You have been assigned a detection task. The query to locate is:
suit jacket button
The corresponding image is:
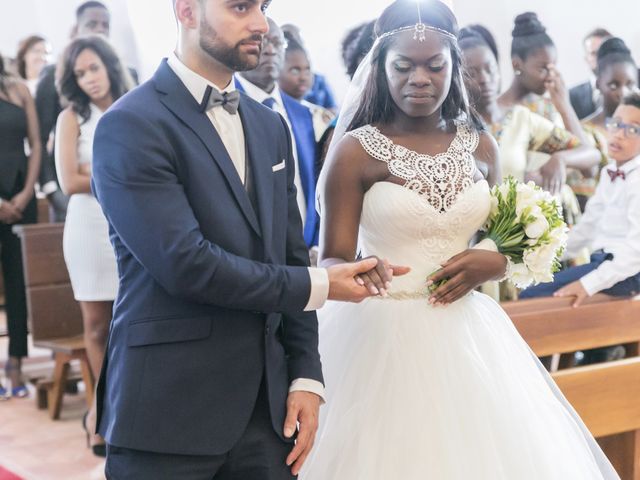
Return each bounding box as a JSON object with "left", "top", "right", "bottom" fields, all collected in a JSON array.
[{"left": 265, "top": 326, "right": 270, "bottom": 335}]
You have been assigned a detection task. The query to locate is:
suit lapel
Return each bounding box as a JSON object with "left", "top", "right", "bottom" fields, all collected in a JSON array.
[
  {"left": 239, "top": 99, "right": 273, "bottom": 254},
  {"left": 154, "top": 62, "right": 261, "bottom": 238}
]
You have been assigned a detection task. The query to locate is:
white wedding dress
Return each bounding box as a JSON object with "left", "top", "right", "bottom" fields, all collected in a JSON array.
[{"left": 301, "top": 123, "right": 619, "bottom": 479}]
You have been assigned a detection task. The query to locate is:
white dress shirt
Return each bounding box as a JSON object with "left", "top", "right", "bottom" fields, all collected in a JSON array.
[
  {"left": 167, "top": 54, "right": 327, "bottom": 400},
  {"left": 235, "top": 75, "right": 307, "bottom": 224},
  {"left": 566, "top": 154, "right": 640, "bottom": 296}
]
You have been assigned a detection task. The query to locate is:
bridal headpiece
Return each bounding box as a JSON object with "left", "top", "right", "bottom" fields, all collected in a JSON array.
[{"left": 376, "top": 1, "right": 458, "bottom": 43}]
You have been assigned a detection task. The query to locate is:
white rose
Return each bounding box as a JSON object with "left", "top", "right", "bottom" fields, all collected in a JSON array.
[
  {"left": 509, "top": 262, "right": 535, "bottom": 288},
  {"left": 523, "top": 244, "right": 557, "bottom": 280},
  {"left": 524, "top": 215, "right": 549, "bottom": 239},
  {"left": 548, "top": 226, "right": 568, "bottom": 250},
  {"left": 533, "top": 269, "right": 554, "bottom": 284}
]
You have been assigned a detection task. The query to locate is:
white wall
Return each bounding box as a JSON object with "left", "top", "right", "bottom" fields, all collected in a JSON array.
[
  {"left": 0, "top": 0, "right": 139, "bottom": 73},
  {"left": 2, "top": 0, "right": 639, "bottom": 104}
]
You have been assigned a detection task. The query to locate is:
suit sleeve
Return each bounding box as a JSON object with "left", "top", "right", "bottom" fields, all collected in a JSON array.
[
  {"left": 35, "top": 66, "right": 61, "bottom": 187},
  {"left": 276, "top": 114, "right": 324, "bottom": 385},
  {"left": 91, "top": 107, "right": 313, "bottom": 314}
]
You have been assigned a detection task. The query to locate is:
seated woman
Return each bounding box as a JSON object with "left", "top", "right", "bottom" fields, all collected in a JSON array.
[
  {"left": 521, "top": 93, "right": 640, "bottom": 364},
  {"left": 498, "top": 12, "right": 601, "bottom": 226},
  {"left": 577, "top": 37, "right": 638, "bottom": 208}
]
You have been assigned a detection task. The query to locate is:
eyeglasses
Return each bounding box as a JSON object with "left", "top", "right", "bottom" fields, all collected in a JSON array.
[{"left": 605, "top": 118, "right": 640, "bottom": 138}]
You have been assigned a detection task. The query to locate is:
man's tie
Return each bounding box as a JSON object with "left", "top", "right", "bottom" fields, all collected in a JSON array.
[
  {"left": 200, "top": 85, "right": 240, "bottom": 115},
  {"left": 607, "top": 168, "right": 626, "bottom": 182},
  {"left": 262, "top": 97, "right": 277, "bottom": 109}
]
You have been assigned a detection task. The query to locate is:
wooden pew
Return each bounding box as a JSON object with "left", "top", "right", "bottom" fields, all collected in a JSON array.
[
  {"left": 503, "top": 296, "right": 640, "bottom": 480},
  {"left": 13, "top": 223, "right": 93, "bottom": 419}
]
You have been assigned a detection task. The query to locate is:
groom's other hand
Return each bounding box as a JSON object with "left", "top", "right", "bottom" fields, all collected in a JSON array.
[{"left": 284, "top": 391, "right": 321, "bottom": 475}]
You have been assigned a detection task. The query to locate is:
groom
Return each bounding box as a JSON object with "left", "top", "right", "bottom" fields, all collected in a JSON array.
[{"left": 91, "top": 0, "right": 390, "bottom": 478}]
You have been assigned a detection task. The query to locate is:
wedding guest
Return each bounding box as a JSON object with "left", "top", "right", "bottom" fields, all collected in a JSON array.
[
  {"left": 279, "top": 31, "right": 335, "bottom": 142},
  {"left": 461, "top": 25, "right": 593, "bottom": 194},
  {"left": 237, "top": 18, "right": 320, "bottom": 252},
  {"left": 570, "top": 28, "right": 612, "bottom": 120},
  {"left": 582, "top": 38, "right": 638, "bottom": 135},
  {"left": 499, "top": 12, "right": 600, "bottom": 226},
  {"left": 0, "top": 53, "right": 41, "bottom": 400},
  {"left": 521, "top": 92, "right": 640, "bottom": 364},
  {"left": 281, "top": 23, "right": 337, "bottom": 114},
  {"left": 36, "top": 0, "right": 138, "bottom": 222},
  {"left": 55, "top": 35, "right": 132, "bottom": 454},
  {"left": 578, "top": 37, "right": 638, "bottom": 207},
  {"left": 16, "top": 35, "right": 51, "bottom": 96}
]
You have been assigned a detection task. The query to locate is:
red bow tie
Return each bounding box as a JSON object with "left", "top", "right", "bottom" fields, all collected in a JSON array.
[{"left": 607, "top": 168, "right": 626, "bottom": 182}]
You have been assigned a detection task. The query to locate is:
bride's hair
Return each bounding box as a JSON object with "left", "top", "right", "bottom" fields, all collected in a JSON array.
[{"left": 347, "top": 0, "right": 482, "bottom": 132}]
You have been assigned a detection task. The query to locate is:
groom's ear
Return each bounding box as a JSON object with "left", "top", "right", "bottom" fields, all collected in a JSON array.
[{"left": 174, "top": 0, "right": 199, "bottom": 30}]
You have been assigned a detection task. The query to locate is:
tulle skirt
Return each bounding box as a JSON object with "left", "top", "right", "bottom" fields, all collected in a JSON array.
[{"left": 301, "top": 292, "right": 619, "bottom": 479}]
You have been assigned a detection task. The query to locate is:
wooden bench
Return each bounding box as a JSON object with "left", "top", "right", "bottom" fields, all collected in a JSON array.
[
  {"left": 13, "top": 223, "right": 93, "bottom": 419},
  {"left": 503, "top": 295, "right": 640, "bottom": 480}
]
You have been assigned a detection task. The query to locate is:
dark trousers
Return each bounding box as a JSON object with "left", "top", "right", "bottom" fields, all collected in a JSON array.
[
  {"left": 519, "top": 251, "right": 640, "bottom": 299},
  {"left": 520, "top": 251, "right": 639, "bottom": 365},
  {"left": 105, "top": 378, "right": 296, "bottom": 480},
  {"left": 0, "top": 194, "right": 36, "bottom": 358}
]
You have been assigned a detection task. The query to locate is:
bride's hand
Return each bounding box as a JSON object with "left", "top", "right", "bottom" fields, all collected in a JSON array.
[
  {"left": 427, "top": 250, "right": 507, "bottom": 305},
  {"left": 355, "top": 256, "right": 411, "bottom": 296}
]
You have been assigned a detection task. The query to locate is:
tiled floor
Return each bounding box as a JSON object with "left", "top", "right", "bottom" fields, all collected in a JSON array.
[{"left": 0, "top": 310, "right": 105, "bottom": 480}]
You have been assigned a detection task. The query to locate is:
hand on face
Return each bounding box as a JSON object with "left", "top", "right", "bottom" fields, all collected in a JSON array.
[{"left": 544, "top": 64, "right": 570, "bottom": 109}]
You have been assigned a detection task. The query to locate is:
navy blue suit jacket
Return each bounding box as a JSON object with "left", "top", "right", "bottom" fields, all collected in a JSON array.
[
  {"left": 569, "top": 81, "right": 597, "bottom": 120},
  {"left": 91, "top": 59, "right": 323, "bottom": 456},
  {"left": 235, "top": 80, "right": 320, "bottom": 247}
]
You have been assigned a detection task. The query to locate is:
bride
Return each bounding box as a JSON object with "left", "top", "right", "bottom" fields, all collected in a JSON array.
[{"left": 300, "top": 1, "right": 619, "bottom": 478}]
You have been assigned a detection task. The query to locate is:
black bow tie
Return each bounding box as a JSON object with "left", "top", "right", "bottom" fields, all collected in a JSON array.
[
  {"left": 200, "top": 85, "right": 240, "bottom": 115},
  {"left": 607, "top": 168, "right": 626, "bottom": 182}
]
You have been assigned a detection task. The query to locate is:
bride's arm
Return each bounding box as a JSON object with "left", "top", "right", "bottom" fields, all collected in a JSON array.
[{"left": 318, "top": 137, "right": 408, "bottom": 296}]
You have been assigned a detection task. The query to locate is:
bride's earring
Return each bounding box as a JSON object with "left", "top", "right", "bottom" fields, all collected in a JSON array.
[{"left": 514, "top": 69, "right": 522, "bottom": 76}]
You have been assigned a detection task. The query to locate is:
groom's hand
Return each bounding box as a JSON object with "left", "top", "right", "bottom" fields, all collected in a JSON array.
[
  {"left": 326, "top": 258, "right": 410, "bottom": 302},
  {"left": 284, "top": 391, "right": 321, "bottom": 475}
]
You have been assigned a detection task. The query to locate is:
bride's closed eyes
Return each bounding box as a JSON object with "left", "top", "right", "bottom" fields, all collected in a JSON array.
[{"left": 392, "top": 56, "right": 448, "bottom": 74}]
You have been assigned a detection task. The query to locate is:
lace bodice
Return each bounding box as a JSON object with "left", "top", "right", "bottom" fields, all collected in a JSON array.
[
  {"left": 349, "top": 123, "right": 491, "bottom": 294},
  {"left": 349, "top": 122, "right": 479, "bottom": 213}
]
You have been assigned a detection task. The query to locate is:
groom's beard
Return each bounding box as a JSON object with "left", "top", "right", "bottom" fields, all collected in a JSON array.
[{"left": 199, "top": 18, "right": 262, "bottom": 72}]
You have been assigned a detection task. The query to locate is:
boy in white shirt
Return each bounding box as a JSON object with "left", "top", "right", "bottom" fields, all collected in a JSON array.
[
  {"left": 521, "top": 92, "right": 640, "bottom": 306},
  {"left": 520, "top": 92, "right": 640, "bottom": 365}
]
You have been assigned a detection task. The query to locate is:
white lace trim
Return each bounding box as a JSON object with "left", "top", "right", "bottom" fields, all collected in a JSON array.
[{"left": 349, "top": 123, "right": 479, "bottom": 213}]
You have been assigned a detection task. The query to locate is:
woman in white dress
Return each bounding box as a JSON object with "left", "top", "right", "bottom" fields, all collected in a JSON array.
[
  {"left": 301, "top": 1, "right": 619, "bottom": 478},
  {"left": 55, "top": 35, "right": 132, "bottom": 455}
]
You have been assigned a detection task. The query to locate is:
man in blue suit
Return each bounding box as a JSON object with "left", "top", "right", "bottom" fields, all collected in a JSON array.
[
  {"left": 236, "top": 18, "right": 320, "bottom": 253},
  {"left": 91, "top": 1, "right": 396, "bottom": 478}
]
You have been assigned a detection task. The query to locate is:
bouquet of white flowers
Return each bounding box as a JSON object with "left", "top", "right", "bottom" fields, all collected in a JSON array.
[{"left": 481, "top": 176, "right": 568, "bottom": 288}]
